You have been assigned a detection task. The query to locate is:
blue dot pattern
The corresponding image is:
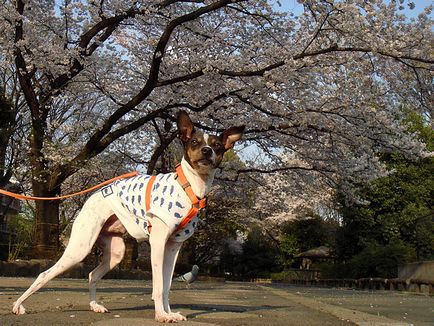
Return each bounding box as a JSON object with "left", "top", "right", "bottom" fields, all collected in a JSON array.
[{"left": 106, "top": 173, "right": 199, "bottom": 242}]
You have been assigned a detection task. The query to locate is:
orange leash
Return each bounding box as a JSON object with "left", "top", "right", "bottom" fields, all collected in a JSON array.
[{"left": 0, "top": 171, "right": 139, "bottom": 201}]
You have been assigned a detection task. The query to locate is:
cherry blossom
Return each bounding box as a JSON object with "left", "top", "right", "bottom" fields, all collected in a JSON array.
[{"left": 0, "top": 0, "right": 432, "bottom": 254}]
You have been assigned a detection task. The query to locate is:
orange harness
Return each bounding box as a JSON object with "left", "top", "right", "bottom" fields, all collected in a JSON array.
[{"left": 145, "top": 164, "right": 207, "bottom": 234}]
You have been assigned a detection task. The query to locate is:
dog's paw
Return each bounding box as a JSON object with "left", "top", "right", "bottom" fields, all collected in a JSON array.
[
  {"left": 12, "top": 302, "right": 26, "bottom": 315},
  {"left": 90, "top": 301, "right": 108, "bottom": 313},
  {"left": 170, "top": 312, "right": 187, "bottom": 322},
  {"left": 155, "top": 311, "right": 186, "bottom": 323}
]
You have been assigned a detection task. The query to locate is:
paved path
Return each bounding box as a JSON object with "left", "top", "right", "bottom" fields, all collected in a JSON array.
[
  {"left": 0, "top": 277, "right": 432, "bottom": 325},
  {"left": 272, "top": 285, "right": 433, "bottom": 326}
]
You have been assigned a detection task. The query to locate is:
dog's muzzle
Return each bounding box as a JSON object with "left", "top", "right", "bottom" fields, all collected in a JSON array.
[{"left": 198, "top": 147, "right": 215, "bottom": 165}]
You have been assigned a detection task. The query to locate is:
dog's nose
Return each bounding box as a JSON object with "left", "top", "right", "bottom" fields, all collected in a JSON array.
[{"left": 201, "top": 147, "right": 213, "bottom": 157}]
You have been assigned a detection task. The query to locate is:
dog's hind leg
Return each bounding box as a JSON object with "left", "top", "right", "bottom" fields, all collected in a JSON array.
[
  {"left": 12, "top": 192, "right": 113, "bottom": 315},
  {"left": 89, "top": 235, "right": 125, "bottom": 313}
]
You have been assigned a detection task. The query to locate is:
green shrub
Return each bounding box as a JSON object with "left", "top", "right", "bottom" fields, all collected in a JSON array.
[
  {"left": 348, "top": 240, "right": 416, "bottom": 278},
  {"left": 6, "top": 210, "right": 34, "bottom": 261}
]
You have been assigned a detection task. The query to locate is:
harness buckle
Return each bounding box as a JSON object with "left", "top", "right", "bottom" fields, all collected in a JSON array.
[{"left": 180, "top": 181, "right": 191, "bottom": 190}]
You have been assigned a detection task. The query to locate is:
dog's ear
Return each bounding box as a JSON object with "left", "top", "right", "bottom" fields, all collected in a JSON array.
[
  {"left": 177, "top": 111, "right": 195, "bottom": 142},
  {"left": 221, "top": 125, "right": 245, "bottom": 150}
]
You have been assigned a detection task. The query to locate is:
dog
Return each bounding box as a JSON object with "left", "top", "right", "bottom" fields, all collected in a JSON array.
[{"left": 12, "top": 111, "right": 245, "bottom": 323}]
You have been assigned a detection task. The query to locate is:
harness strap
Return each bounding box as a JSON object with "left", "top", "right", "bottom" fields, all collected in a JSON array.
[
  {"left": 145, "top": 175, "right": 157, "bottom": 211},
  {"left": 145, "top": 175, "right": 156, "bottom": 234},
  {"left": 175, "top": 206, "right": 199, "bottom": 233},
  {"left": 0, "top": 171, "right": 139, "bottom": 201},
  {"left": 175, "top": 165, "right": 199, "bottom": 206},
  {"left": 144, "top": 165, "right": 207, "bottom": 235},
  {"left": 174, "top": 164, "right": 207, "bottom": 233}
]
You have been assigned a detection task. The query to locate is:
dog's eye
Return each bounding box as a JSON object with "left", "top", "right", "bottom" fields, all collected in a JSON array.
[
  {"left": 191, "top": 139, "right": 199, "bottom": 145},
  {"left": 214, "top": 142, "right": 222, "bottom": 149}
]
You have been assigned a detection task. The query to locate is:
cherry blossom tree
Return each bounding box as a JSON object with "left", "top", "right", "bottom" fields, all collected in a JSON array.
[{"left": 0, "top": 0, "right": 432, "bottom": 257}]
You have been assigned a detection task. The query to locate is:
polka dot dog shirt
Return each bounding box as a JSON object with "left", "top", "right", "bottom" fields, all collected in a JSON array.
[{"left": 101, "top": 172, "right": 200, "bottom": 242}]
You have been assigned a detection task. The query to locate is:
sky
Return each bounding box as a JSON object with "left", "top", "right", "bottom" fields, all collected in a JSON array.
[{"left": 272, "top": 0, "right": 433, "bottom": 20}]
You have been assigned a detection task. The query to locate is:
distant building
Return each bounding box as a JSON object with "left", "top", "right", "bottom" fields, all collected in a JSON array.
[{"left": 296, "top": 246, "right": 334, "bottom": 270}]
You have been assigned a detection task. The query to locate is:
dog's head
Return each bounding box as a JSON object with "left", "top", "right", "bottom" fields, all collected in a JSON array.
[{"left": 177, "top": 111, "right": 245, "bottom": 174}]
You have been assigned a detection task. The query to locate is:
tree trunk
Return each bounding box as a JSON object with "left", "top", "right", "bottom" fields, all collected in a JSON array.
[
  {"left": 120, "top": 237, "right": 138, "bottom": 270},
  {"left": 0, "top": 93, "right": 15, "bottom": 187},
  {"left": 31, "top": 179, "right": 61, "bottom": 259},
  {"left": 33, "top": 199, "right": 60, "bottom": 259}
]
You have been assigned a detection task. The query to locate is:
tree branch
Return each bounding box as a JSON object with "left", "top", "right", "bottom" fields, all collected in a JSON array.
[
  {"left": 216, "top": 44, "right": 433, "bottom": 78},
  {"left": 47, "top": 10, "right": 136, "bottom": 95},
  {"left": 52, "top": 1, "right": 246, "bottom": 187}
]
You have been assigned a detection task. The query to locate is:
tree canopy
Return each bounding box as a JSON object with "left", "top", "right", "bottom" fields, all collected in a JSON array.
[
  {"left": 337, "top": 109, "right": 433, "bottom": 264},
  {"left": 0, "top": 0, "right": 432, "bottom": 257}
]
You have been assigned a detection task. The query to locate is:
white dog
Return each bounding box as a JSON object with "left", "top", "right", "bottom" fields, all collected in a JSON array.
[{"left": 12, "top": 111, "right": 244, "bottom": 323}]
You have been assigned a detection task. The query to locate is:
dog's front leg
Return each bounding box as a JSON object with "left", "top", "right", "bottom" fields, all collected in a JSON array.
[
  {"left": 162, "top": 240, "right": 185, "bottom": 321},
  {"left": 149, "top": 217, "right": 179, "bottom": 323}
]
